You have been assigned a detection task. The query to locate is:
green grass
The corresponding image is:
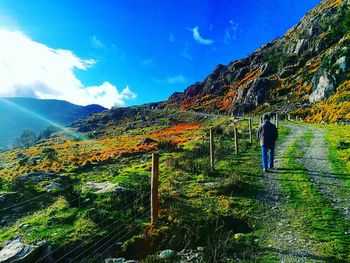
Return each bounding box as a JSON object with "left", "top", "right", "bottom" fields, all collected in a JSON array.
[
  {"left": 324, "top": 124, "right": 350, "bottom": 186},
  {"left": 2, "top": 117, "right": 348, "bottom": 261}
]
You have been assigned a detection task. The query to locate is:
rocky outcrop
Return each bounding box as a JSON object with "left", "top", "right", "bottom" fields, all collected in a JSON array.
[
  {"left": 0, "top": 239, "right": 43, "bottom": 262},
  {"left": 310, "top": 72, "right": 335, "bottom": 102},
  {"left": 161, "top": 0, "right": 350, "bottom": 117}
]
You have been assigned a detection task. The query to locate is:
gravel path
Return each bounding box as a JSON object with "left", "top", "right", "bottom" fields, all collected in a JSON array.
[
  {"left": 259, "top": 124, "right": 327, "bottom": 262},
  {"left": 299, "top": 128, "right": 350, "bottom": 219}
]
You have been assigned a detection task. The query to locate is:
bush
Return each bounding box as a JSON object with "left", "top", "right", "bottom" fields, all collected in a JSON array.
[
  {"left": 158, "top": 139, "right": 178, "bottom": 151},
  {"left": 42, "top": 147, "right": 58, "bottom": 161}
]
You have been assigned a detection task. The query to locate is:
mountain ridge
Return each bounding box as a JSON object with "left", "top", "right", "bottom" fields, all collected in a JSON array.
[
  {"left": 160, "top": 0, "right": 350, "bottom": 122},
  {"left": 0, "top": 97, "right": 106, "bottom": 147}
]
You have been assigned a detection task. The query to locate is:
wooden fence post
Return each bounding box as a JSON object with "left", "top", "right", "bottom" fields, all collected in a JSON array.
[
  {"left": 151, "top": 153, "right": 159, "bottom": 224},
  {"left": 276, "top": 113, "right": 279, "bottom": 128},
  {"left": 234, "top": 127, "right": 239, "bottom": 155},
  {"left": 249, "top": 118, "right": 253, "bottom": 144},
  {"left": 210, "top": 128, "right": 215, "bottom": 171}
]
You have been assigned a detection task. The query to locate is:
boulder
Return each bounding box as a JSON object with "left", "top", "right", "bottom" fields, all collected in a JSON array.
[
  {"left": 44, "top": 182, "right": 62, "bottom": 191},
  {"left": 159, "top": 249, "right": 177, "bottom": 259},
  {"left": 0, "top": 239, "right": 43, "bottom": 262},
  {"left": 84, "top": 182, "right": 125, "bottom": 194},
  {"left": 105, "top": 258, "right": 126, "bottom": 263}
]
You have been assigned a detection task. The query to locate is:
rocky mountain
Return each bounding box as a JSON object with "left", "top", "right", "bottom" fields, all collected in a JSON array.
[
  {"left": 162, "top": 0, "right": 350, "bottom": 122},
  {"left": 0, "top": 97, "right": 106, "bottom": 147}
]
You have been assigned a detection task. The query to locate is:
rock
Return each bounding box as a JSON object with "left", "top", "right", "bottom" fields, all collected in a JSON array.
[
  {"left": 105, "top": 258, "right": 126, "bottom": 263},
  {"left": 309, "top": 72, "right": 335, "bottom": 102},
  {"left": 203, "top": 182, "right": 219, "bottom": 189},
  {"left": 0, "top": 195, "right": 5, "bottom": 202},
  {"left": 124, "top": 260, "right": 139, "bottom": 263},
  {"left": 84, "top": 182, "right": 125, "bottom": 194},
  {"left": 336, "top": 56, "right": 346, "bottom": 72},
  {"left": 44, "top": 182, "right": 62, "bottom": 191},
  {"left": 260, "top": 62, "right": 273, "bottom": 77},
  {"left": 0, "top": 239, "right": 43, "bottom": 262},
  {"left": 159, "top": 249, "right": 177, "bottom": 259},
  {"left": 21, "top": 172, "right": 59, "bottom": 182},
  {"left": 294, "top": 39, "right": 306, "bottom": 54},
  {"left": 139, "top": 138, "right": 157, "bottom": 144}
]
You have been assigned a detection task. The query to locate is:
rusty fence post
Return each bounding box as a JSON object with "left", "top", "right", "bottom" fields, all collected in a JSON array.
[{"left": 151, "top": 153, "right": 159, "bottom": 224}]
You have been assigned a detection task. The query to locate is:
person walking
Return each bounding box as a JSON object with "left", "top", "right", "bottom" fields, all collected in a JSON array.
[{"left": 257, "top": 114, "right": 278, "bottom": 172}]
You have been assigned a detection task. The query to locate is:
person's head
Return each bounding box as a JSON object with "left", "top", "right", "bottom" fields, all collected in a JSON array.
[{"left": 263, "top": 114, "right": 271, "bottom": 121}]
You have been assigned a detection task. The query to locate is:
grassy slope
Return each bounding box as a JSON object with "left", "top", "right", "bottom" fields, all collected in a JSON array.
[{"left": 0, "top": 115, "right": 349, "bottom": 262}]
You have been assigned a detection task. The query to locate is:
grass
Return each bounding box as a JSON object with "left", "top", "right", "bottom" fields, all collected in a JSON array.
[
  {"left": 1, "top": 115, "right": 349, "bottom": 262},
  {"left": 324, "top": 124, "right": 350, "bottom": 186}
]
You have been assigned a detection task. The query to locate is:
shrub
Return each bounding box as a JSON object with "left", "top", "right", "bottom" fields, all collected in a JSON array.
[{"left": 42, "top": 147, "right": 58, "bottom": 161}]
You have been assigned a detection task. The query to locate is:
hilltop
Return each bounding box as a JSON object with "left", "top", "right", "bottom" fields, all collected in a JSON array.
[{"left": 162, "top": 0, "right": 350, "bottom": 123}]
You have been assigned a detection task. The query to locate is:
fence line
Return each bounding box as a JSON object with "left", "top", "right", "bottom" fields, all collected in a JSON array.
[{"left": 3, "top": 113, "right": 289, "bottom": 262}]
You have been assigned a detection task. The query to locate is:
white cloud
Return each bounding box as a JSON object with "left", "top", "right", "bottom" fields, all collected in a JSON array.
[
  {"left": 154, "top": 75, "right": 187, "bottom": 85},
  {"left": 91, "top": 35, "right": 104, "bottom": 49},
  {"left": 192, "top": 26, "right": 213, "bottom": 45},
  {"left": 223, "top": 20, "right": 241, "bottom": 45},
  {"left": 169, "top": 33, "right": 175, "bottom": 43},
  {"left": 140, "top": 58, "right": 155, "bottom": 67},
  {"left": 0, "top": 29, "right": 137, "bottom": 108}
]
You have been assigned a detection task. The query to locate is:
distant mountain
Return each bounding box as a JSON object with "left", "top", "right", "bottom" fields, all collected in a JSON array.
[
  {"left": 0, "top": 97, "right": 106, "bottom": 147},
  {"left": 162, "top": 0, "right": 350, "bottom": 122}
]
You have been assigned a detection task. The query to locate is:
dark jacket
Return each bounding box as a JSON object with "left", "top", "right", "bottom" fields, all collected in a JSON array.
[{"left": 257, "top": 120, "right": 278, "bottom": 147}]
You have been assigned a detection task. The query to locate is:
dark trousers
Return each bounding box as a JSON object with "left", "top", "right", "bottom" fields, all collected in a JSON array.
[{"left": 261, "top": 145, "right": 275, "bottom": 170}]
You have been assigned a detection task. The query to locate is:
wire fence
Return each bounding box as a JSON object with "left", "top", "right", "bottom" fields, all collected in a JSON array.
[{"left": 0, "top": 115, "right": 282, "bottom": 262}]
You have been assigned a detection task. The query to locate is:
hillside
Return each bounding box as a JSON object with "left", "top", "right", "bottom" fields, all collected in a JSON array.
[
  {"left": 0, "top": 0, "right": 350, "bottom": 262},
  {"left": 162, "top": 0, "right": 350, "bottom": 123},
  {"left": 0, "top": 97, "right": 106, "bottom": 147}
]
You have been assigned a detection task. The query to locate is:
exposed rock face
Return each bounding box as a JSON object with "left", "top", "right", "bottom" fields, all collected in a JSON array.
[
  {"left": 310, "top": 73, "right": 335, "bottom": 102},
  {"left": 161, "top": 0, "right": 350, "bottom": 116},
  {"left": 0, "top": 239, "right": 43, "bottom": 262}
]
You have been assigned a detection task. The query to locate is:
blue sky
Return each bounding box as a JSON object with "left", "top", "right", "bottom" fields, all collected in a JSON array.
[{"left": 0, "top": 0, "right": 320, "bottom": 108}]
